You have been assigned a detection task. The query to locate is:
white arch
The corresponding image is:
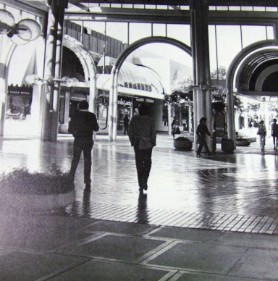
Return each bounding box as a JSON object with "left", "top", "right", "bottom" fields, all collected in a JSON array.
[{"left": 63, "top": 35, "right": 97, "bottom": 112}]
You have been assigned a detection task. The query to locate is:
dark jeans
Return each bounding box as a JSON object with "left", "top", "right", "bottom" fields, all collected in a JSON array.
[
  {"left": 197, "top": 137, "right": 210, "bottom": 155},
  {"left": 69, "top": 137, "right": 93, "bottom": 184},
  {"left": 134, "top": 146, "right": 153, "bottom": 189}
]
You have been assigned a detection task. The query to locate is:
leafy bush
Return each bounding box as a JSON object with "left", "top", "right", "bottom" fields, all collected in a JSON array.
[{"left": 0, "top": 164, "right": 74, "bottom": 195}]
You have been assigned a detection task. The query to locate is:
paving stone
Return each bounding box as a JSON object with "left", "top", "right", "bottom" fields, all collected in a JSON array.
[
  {"left": 149, "top": 227, "right": 222, "bottom": 242},
  {"left": 148, "top": 242, "right": 247, "bottom": 274},
  {"left": 229, "top": 248, "right": 278, "bottom": 279},
  {"left": 86, "top": 220, "right": 157, "bottom": 235},
  {"left": 48, "top": 259, "right": 169, "bottom": 281},
  {"left": 0, "top": 250, "right": 89, "bottom": 281},
  {"left": 216, "top": 231, "right": 278, "bottom": 249},
  {"left": 59, "top": 234, "right": 165, "bottom": 262},
  {"left": 175, "top": 272, "right": 265, "bottom": 281},
  {"left": 0, "top": 215, "right": 97, "bottom": 251}
]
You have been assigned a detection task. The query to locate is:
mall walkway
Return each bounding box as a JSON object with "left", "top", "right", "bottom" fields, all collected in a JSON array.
[{"left": 0, "top": 133, "right": 278, "bottom": 280}]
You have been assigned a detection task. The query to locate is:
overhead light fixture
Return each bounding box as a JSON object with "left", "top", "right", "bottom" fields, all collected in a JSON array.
[{"left": 0, "top": 9, "right": 41, "bottom": 45}]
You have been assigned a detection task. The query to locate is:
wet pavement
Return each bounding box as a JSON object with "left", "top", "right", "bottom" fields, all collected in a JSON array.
[{"left": 0, "top": 133, "right": 278, "bottom": 280}]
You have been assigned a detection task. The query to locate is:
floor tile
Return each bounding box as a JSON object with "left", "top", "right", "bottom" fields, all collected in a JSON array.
[
  {"left": 150, "top": 227, "right": 222, "bottom": 242},
  {"left": 59, "top": 234, "right": 165, "bottom": 262},
  {"left": 216, "top": 231, "right": 278, "bottom": 249},
  {"left": 87, "top": 220, "right": 157, "bottom": 235},
  {"left": 148, "top": 242, "right": 247, "bottom": 274},
  {"left": 175, "top": 272, "right": 264, "bottom": 281},
  {"left": 229, "top": 248, "right": 278, "bottom": 279},
  {"left": 48, "top": 259, "right": 169, "bottom": 281},
  {"left": 0, "top": 251, "right": 89, "bottom": 281}
]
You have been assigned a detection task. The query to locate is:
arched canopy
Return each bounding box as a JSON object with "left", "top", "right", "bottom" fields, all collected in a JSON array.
[
  {"left": 112, "top": 36, "right": 192, "bottom": 73},
  {"left": 227, "top": 40, "right": 278, "bottom": 97}
]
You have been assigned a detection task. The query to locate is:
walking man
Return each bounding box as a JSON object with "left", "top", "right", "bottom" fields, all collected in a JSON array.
[
  {"left": 68, "top": 100, "right": 99, "bottom": 190},
  {"left": 128, "top": 104, "right": 156, "bottom": 193}
]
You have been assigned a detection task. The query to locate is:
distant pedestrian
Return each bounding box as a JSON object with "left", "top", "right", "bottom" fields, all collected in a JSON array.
[
  {"left": 68, "top": 100, "right": 99, "bottom": 190},
  {"left": 271, "top": 118, "right": 278, "bottom": 150},
  {"left": 123, "top": 114, "right": 129, "bottom": 135},
  {"left": 196, "top": 117, "right": 211, "bottom": 157},
  {"left": 257, "top": 120, "right": 267, "bottom": 153},
  {"left": 128, "top": 104, "right": 156, "bottom": 193}
]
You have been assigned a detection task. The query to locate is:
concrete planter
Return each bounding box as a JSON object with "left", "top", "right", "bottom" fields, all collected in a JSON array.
[
  {"left": 3, "top": 190, "right": 75, "bottom": 210},
  {"left": 236, "top": 139, "right": 251, "bottom": 146},
  {"left": 174, "top": 137, "right": 193, "bottom": 151}
]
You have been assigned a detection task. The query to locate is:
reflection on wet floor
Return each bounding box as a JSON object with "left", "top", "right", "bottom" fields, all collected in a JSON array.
[{"left": 1, "top": 134, "right": 278, "bottom": 233}]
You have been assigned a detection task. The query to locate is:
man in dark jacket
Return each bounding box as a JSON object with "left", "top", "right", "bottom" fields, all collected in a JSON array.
[
  {"left": 68, "top": 100, "right": 99, "bottom": 190},
  {"left": 128, "top": 104, "right": 156, "bottom": 193}
]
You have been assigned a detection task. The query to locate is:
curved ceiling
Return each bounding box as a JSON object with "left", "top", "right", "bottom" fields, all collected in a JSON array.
[{"left": 235, "top": 47, "right": 278, "bottom": 96}]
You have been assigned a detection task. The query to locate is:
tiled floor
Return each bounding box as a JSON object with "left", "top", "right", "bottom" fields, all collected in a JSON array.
[
  {"left": 1, "top": 133, "right": 278, "bottom": 280},
  {"left": 1, "top": 133, "right": 278, "bottom": 234}
]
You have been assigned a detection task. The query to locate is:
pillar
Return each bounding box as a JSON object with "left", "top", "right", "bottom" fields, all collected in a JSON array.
[
  {"left": 41, "top": 0, "right": 68, "bottom": 141},
  {"left": 0, "top": 64, "right": 6, "bottom": 137},
  {"left": 168, "top": 103, "right": 172, "bottom": 136},
  {"left": 190, "top": 0, "right": 212, "bottom": 149},
  {"left": 226, "top": 86, "right": 236, "bottom": 141},
  {"left": 108, "top": 68, "right": 118, "bottom": 141},
  {"left": 112, "top": 70, "right": 119, "bottom": 141}
]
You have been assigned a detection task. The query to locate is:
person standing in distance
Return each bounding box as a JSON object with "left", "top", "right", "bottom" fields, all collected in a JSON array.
[
  {"left": 271, "top": 118, "right": 278, "bottom": 150},
  {"left": 196, "top": 117, "right": 211, "bottom": 157},
  {"left": 123, "top": 114, "right": 129, "bottom": 135},
  {"left": 128, "top": 104, "right": 156, "bottom": 193},
  {"left": 68, "top": 100, "right": 99, "bottom": 190}
]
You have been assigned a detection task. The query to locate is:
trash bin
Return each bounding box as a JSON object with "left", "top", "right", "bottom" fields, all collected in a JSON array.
[{"left": 221, "top": 138, "right": 235, "bottom": 153}]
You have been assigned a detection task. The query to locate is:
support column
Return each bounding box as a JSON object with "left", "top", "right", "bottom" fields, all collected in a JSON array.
[
  {"left": 0, "top": 65, "right": 6, "bottom": 137},
  {"left": 89, "top": 72, "right": 97, "bottom": 114},
  {"left": 112, "top": 70, "right": 119, "bottom": 141},
  {"left": 190, "top": 0, "right": 212, "bottom": 149},
  {"left": 108, "top": 68, "right": 118, "bottom": 141},
  {"left": 227, "top": 86, "right": 236, "bottom": 141},
  {"left": 168, "top": 103, "right": 171, "bottom": 136},
  {"left": 41, "top": 0, "right": 68, "bottom": 141}
]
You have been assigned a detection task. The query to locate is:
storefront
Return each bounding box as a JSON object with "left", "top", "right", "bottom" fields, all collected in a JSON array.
[{"left": 6, "top": 84, "right": 33, "bottom": 120}]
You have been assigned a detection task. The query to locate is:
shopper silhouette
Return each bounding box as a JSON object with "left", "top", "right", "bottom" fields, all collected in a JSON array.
[
  {"left": 271, "top": 118, "right": 278, "bottom": 150},
  {"left": 128, "top": 104, "right": 156, "bottom": 193},
  {"left": 196, "top": 117, "right": 211, "bottom": 157},
  {"left": 123, "top": 114, "right": 129, "bottom": 135},
  {"left": 68, "top": 100, "right": 99, "bottom": 190}
]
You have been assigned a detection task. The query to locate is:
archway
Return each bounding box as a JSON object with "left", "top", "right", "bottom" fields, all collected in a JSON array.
[
  {"left": 226, "top": 40, "right": 278, "bottom": 141},
  {"left": 63, "top": 35, "right": 97, "bottom": 112},
  {"left": 108, "top": 36, "right": 192, "bottom": 140}
]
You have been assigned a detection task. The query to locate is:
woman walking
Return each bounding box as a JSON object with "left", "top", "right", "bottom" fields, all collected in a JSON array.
[{"left": 196, "top": 117, "right": 211, "bottom": 157}]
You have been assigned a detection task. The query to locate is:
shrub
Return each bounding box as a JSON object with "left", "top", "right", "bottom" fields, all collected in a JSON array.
[{"left": 0, "top": 164, "right": 73, "bottom": 195}]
